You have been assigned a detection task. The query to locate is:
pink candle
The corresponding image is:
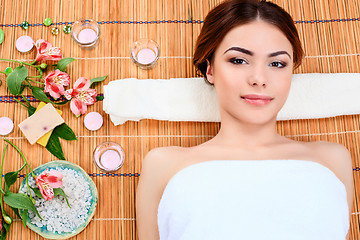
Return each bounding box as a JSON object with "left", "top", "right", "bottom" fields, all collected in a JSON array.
[
  {"left": 84, "top": 112, "right": 103, "bottom": 131},
  {"left": 16, "top": 36, "right": 34, "bottom": 53},
  {"left": 100, "top": 150, "right": 122, "bottom": 170},
  {"left": 0, "top": 117, "right": 14, "bottom": 136},
  {"left": 136, "top": 48, "right": 157, "bottom": 65},
  {"left": 77, "top": 28, "right": 97, "bottom": 44}
]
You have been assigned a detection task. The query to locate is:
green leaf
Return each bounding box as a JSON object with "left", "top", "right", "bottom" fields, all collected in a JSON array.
[
  {"left": 6, "top": 65, "right": 28, "bottom": 95},
  {"left": 53, "top": 99, "right": 70, "bottom": 105},
  {"left": 19, "top": 84, "right": 26, "bottom": 95},
  {"left": 28, "top": 105, "right": 36, "bottom": 116},
  {"left": 90, "top": 76, "right": 107, "bottom": 87},
  {"left": 54, "top": 188, "right": 71, "bottom": 208},
  {"left": 0, "top": 218, "right": 11, "bottom": 240},
  {"left": 4, "top": 171, "right": 19, "bottom": 191},
  {"left": 10, "top": 206, "right": 21, "bottom": 218},
  {"left": 31, "top": 86, "right": 51, "bottom": 103},
  {"left": 4, "top": 192, "right": 42, "bottom": 220},
  {"left": 21, "top": 209, "right": 28, "bottom": 227},
  {"left": 53, "top": 123, "right": 77, "bottom": 141},
  {"left": 55, "top": 57, "right": 75, "bottom": 72},
  {"left": 45, "top": 134, "right": 65, "bottom": 160},
  {"left": 96, "top": 95, "right": 104, "bottom": 101},
  {"left": 29, "top": 186, "right": 43, "bottom": 199}
]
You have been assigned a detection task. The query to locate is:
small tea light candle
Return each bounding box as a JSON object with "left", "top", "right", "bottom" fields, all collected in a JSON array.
[
  {"left": 130, "top": 39, "right": 160, "bottom": 69},
  {"left": 77, "top": 28, "right": 97, "bottom": 44},
  {"left": 93, "top": 141, "right": 125, "bottom": 172},
  {"left": 71, "top": 19, "right": 100, "bottom": 49},
  {"left": 0, "top": 117, "right": 14, "bottom": 136},
  {"left": 136, "top": 48, "right": 157, "bottom": 65},
  {"left": 100, "top": 150, "right": 121, "bottom": 170},
  {"left": 84, "top": 111, "right": 103, "bottom": 131},
  {"left": 15, "top": 35, "right": 34, "bottom": 53}
]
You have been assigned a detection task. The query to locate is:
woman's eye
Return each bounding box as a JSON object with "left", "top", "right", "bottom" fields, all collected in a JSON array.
[
  {"left": 270, "top": 61, "right": 287, "bottom": 68},
  {"left": 230, "top": 58, "right": 247, "bottom": 65}
]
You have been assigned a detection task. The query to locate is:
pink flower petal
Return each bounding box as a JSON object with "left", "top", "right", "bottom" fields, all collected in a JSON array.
[
  {"left": 70, "top": 98, "right": 82, "bottom": 116},
  {"left": 64, "top": 89, "right": 75, "bottom": 100},
  {"left": 74, "top": 77, "right": 91, "bottom": 91}
]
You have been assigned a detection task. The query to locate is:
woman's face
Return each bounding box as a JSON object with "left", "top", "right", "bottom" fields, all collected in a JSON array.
[{"left": 206, "top": 20, "right": 294, "bottom": 126}]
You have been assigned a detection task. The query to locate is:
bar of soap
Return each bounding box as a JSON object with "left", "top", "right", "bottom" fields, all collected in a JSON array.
[
  {"left": 18, "top": 103, "right": 64, "bottom": 144},
  {"left": 36, "top": 102, "right": 63, "bottom": 147}
]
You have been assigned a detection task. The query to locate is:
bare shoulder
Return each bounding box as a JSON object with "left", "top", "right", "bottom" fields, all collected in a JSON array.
[
  {"left": 136, "top": 146, "right": 188, "bottom": 240},
  {"left": 142, "top": 146, "right": 187, "bottom": 172},
  {"left": 140, "top": 146, "right": 190, "bottom": 189},
  {"left": 307, "top": 141, "right": 353, "bottom": 214},
  {"left": 308, "top": 141, "right": 351, "bottom": 165}
]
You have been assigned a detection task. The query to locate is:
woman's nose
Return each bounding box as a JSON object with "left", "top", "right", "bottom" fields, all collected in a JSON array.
[{"left": 247, "top": 68, "right": 267, "bottom": 87}]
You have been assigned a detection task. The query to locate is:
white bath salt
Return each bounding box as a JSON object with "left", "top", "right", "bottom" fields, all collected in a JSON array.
[
  {"left": 0, "top": 117, "right": 14, "bottom": 136},
  {"left": 16, "top": 35, "right": 34, "bottom": 53},
  {"left": 84, "top": 111, "right": 103, "bottom": 131},
  {"left": 19, "top": 168, "right": 92, "bottom": 234}
]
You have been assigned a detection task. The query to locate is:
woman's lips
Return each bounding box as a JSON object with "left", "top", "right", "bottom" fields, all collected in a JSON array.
[{"left": 241, "top": 94, "right": 273, "bottom": 106}]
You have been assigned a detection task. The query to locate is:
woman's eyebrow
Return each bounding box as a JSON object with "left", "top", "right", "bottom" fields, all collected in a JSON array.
[
  {"left": 223, "top": 47, "right": 253, "bottom": 56},
  {"left": 268, "top": 51, "right": 291, "bottom": 59},
  {"left": 224, "top": 47, "right": 291, "bottom": 59}
]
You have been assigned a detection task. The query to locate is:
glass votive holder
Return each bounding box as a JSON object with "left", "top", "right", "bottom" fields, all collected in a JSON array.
[
  {"left": 130, "top": 39, "right": 160, "bottom": 69},
  {"left": 93, "top": 141, "right": 125, "bottom": 172},
  {"left": 71, "top": 19, "right": 100, "bottom": 49}
]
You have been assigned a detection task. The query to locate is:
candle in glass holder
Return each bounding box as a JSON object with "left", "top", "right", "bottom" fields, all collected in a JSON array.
[
  {"left": 130, "top": 39, "right": 160, "bottom": 69},
  {"left": 93, "top": 141, "right": 125, "bottom": 172},
  {"left": 136, "top": 48, "right": 157, "bottom": 65},
  {"left": 71, "top": 19, "right": 100, "bottom": 49},
  {"left": 100, "top": 149, "right": 121, "bottom": 170},
  {"left": 77, "top": 28, "right": 98, "bottom": 44}
]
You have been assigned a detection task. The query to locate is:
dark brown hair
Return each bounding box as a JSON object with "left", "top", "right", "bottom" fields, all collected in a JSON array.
[{"left": 193, "top": 0, "right": 304, "bottom": 82}]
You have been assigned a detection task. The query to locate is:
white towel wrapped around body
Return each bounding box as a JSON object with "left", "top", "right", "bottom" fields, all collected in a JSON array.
[
  {"left": 103, "top": 73, "right": 360, "bottom": 125},
  {"left": 157, "top": 160, "right": 349, "bottom": 240}
]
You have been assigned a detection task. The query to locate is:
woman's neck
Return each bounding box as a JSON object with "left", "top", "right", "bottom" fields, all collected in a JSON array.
[{"left": 211, "top": 116, "right": 284, "bottom": 148}]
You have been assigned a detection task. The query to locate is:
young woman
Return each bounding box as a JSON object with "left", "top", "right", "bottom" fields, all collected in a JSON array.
[{"left": 136, "top": 0, "right": 354, "bottom": 239}]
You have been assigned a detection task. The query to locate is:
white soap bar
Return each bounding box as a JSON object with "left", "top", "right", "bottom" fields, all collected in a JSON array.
[{"left": 18, "top": 103, "right": 65, "bottom": 144}]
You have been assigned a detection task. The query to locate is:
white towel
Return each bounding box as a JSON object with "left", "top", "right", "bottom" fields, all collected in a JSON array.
[
  {"left": 157, "top": 160, "right": 349, "bottom": 240},
  {"left": 103, "top": 73, "right": 360, "bottom": 125}
]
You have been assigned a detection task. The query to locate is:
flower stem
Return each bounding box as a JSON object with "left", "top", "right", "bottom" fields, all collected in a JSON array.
[
  {"left": 26, "top": 78, "right": 44, "bottom": 85},
  {"left": 25, "top": 166, "right": 30, "bottom": 197},
  {"left": 14, "top": 98, "right": 29, "bottom": 109},
  {"left": 21, "top": 94, "right": 32, "bottom": 107},
  {"left": 0, "top": 58, "right": 37, "bottom": 68},
  {"left": 27, "top": 75, "right": 42, "bottom": 79},
  {"left": 0, "top": 144, "right": 8, "bottom": 223},
  {"left": 0, "top": 71, "right": 6, "bottom": 75},
  {"left": 0, "top": 144, "right": 8, "bottom": 195},
  {"left": 4, "top": 139, "right": 35, "bottom": 178}
]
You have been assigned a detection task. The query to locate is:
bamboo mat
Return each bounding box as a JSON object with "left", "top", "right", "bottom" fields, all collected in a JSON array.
[{"left": 0, "top": 0, "right": 359, "bottom": 239}]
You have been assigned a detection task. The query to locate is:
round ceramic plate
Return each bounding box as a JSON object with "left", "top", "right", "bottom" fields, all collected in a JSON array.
[{"left": 18, "top": 160, "right": 98, "bottom": 239}]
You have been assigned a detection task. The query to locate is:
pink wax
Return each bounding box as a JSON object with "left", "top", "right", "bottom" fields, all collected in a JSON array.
[
  {"left": 84, "top": 112, "right": 103, "bottom": 131},
  {"left": 0, "top": 117, "right": 14, "bottom": 136},
  {"left": 136, "top": 48, "right": 157, "bottom": 65},
  {"left": 15, "top": 35, "right": 34, "bottom": 53},
  {"left": 77, "top": 29, "right": 97, "bottom": 44},
  {"left": 100, "top": 150, "right": 122, "bottom": 170}
]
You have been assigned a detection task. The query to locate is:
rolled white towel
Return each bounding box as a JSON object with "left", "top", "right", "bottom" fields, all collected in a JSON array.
[{"left": 103, "top": 73, "right": 360, "bottom": 125}]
